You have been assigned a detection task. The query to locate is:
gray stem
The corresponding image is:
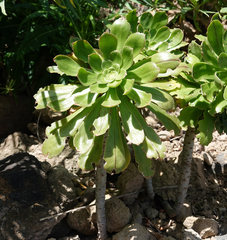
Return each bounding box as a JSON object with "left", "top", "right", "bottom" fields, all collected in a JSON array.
[
  {"left": 163, "top": 127, "right": 195, "bottom": 217},
  {"left": 146, "top": 177, "right": 155, "bottom": 200},
  {"left": 96, "top": 157, "right": 107, "bottom": 240}
]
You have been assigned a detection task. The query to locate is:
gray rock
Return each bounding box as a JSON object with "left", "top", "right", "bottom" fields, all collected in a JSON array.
[
  {"left": 0, "top": 153, "right": 64, "bottom": 240},
  {"left": 182, "top": 229, "right": 201, "bottom": 240},
  {"left": 145, "top": 207, "right": 159, "bottom": 220},
  {"left": 116, "top": 163, "right": 144, "bottom": 204},
  {"left": 183, "top": 216, "right": 218, "bottom": 238},
  {"left": 47, "top": 165, "right": 77, "bottom": 210},
  {"left": 67, "top": 207, "right": 97, "bottom": 235},
  {"left": 132, "top": 213, "right": 143, "bottom": 224},
  {"left": 112, "top": 223, "right": 156, "bottom": 240}
]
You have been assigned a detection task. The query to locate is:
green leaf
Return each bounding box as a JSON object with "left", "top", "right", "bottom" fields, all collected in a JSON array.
[
  {"left": 54, "top": 55, "right": 81, "bottom": 76},
  {"left": 119, "top": 97, "right": 144, "bottom": 145},
  {"left": 34, "top": 84, "right": 80, "bottom": 109},
  {"left": 120, "top": 78, "right": 134, "bottom": 95},
  {"left": 47, "top": 65, "right": 64, "bottom": 75},
  {"left": 201, "top": 82, "right": 219, "bottom": 102},
  {"left": 218, "top": 52, "right": 227, "bottom": 69},
  {"left": 126, "top": 9, "right": 138, "bottom": 33},
  {"left": 124, "top": 32, "right": 145, "bottom": 58},
  {"left": 111, "top": 19, "right": 131, "bottom": 51},
  {"left": 193, "top": 63, "right": 221, "bottom": 82},
  {"left": 74, "top": 88, "right": 98, "bottom": 107},
  {"left": 0, "top": 0, "right": 7, "bottom": 15},
  {"left": 168, "top": 29, "right": 184, "bottom": 49},
  {"left": 197, "top": 111, "right": 215, "bottom": 145},
  {"left": 88, "top": 53, "right": 102, "bottom": 72},
  {"left": 133, "top": 144, "right": 154, "bottom": 178},
  {"left": 78, "top": 135, "right": 104, "bottom": 170},
  {"left": 90, "top": 83, "right": 109, "bottom": 93},
  {"left": 47, "top": 97, "right": 75, "bottom": 112},
  {"left": 202, "top": 41, "right": 219, "bottom": 67},
  {"left": 209, "top": 91, "right": 227, "bottom": 115},
  {"left": 152, "top": 12, "right": 168, "bottom": 31},
  {"left": 104, "top": 107, "right": 131, "bottom": 173},
  {"left": 121, "top": 46, "right": 134, "bottom": 70},
  {"left": 215, "top": 71, "right": 227, "bottom": 88},
  {"left": 188, "top": 95, "right": 210, "bottom": 110},
  {"left": 127, "top": 62, "right": 159, "bottom": 83},
  {"left": 93, "top": 106, "right": 110, "bottom": 136},
  {"left": 151, "top": 52, "right": 180, "bottom": 73},
  {"left": 134, "top": 85, "right": 175, "bottom": 110},
  {"left": 207, "top": 20, "right": 225, "bottom": 56},
  {"left": 179, "top": 106, "right": 203, "bottom": 128},
  {"left": 126, "top": 87, "right": 152, "bottom": 108},
  {"left": 73, "top": 40, "right": 95, "bottom": 63},
  {"left": 99, "top": 33, "right": 118, "bottom": 59},
  {"left": 109, "top": 50, "right": 122, "bottom": 66},
  {"left": 140, "top": 12, "right": 153, "bottom": 30},
  {"left": 102, "top": 88, "right": 121, "bottom": 107},
  {"left": 42, "top": 130, "right": 66, "bottom": 158},
  {"left": 188, "top": 41, "right": 203, "bottom": 61},
  {"left": 142, "top": 79, "right": 181, "bottom": 91},
  {"left": 153, "top": 27, "right": 170, "bottom": 43},
  {"left": 77, "top": 68, "right": 97, "bottom": 86},
  {"left": 147, "top": 102, "right": 180, "bottom": 135}
]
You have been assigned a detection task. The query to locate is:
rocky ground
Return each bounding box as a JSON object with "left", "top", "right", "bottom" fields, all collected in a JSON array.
[{"left": 0, "top": 108, "right": 227, "bottom": 240}]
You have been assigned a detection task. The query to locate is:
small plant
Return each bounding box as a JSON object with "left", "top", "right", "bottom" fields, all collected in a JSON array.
[{"left": 34, "top": 14, "right": 183, "bottom": 239}]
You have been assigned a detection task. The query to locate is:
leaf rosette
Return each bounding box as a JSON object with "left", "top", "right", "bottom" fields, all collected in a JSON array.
[{"left": 34, "top": 17, "right": 181, "bottom": 178}]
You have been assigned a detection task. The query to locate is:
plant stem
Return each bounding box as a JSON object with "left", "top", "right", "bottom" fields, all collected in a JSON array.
[
  {"left": 96, "top": 157, "right": 107, "bottom": 240},
  {"left": 146, "top": 177, "right": 155, "bottom": 200},
  {"left": 162, "top": 126, "right": 195, "bottom": 218}
]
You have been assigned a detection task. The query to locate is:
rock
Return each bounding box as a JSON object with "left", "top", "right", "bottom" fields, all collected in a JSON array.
[
  {"left": 91, "top": 197, "right": 132, "bottom": 233},
  {"left": 0, "top": 132, "right": 39, "bottom": 160},
  {"left": 0, "top": 153, "right": 64, "bottom": 240},
  {"left": 145, "top": 207, "right": 159, "bottom": 220},
  {"left": 159, "top": 212, "right": 166, "bottom": 220},
  {"left": 47, "top": 166, "right": 77, "bottom": 210},
  {"left": 132, "top": 213, "right": 143, "bottom": 224},
  {"left": 58, "top": 236, "right": 81, "bottom": 240},
  {"left": 116, "top": 163, "right": 144, "bottom": 204},
  {"left": 215, "top": 152, "right": 227, "bottom": 176},
  {"left": 48, "top": 217, "right": 72, "bottom": 239},
  {"left": 182, "top": 229, "right": 201, "bottom": 240},
  {"left": 67, "top": 207, "right": 97, "bottom": 236},
  {"left": 183, "top": 216, "right": 218, "bottom": 238},
  {"left": 160, "top": 237, "right": 176, "bottom": 240},
  {"left": 112, "top": 223, "right": 156, "bottom": 240},
  {"left": 210, "top": 234, "right": 227, "bottom": 240}
]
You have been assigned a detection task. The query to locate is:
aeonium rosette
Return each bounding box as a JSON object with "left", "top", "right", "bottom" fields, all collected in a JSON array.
[{"left": 34, "top": 18, "right": 180, "bottom": 178}]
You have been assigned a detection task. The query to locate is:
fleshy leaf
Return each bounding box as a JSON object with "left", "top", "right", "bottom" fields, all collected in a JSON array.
[
  {"left": 153, "top": 27, "right": 170, "bottom": 43},
  {"left": 47, "top": 65, "right": 64, "bottom": 75},
  {"left": 151, "top": 52, "right": 179, "bottom": 73},
  {"left": 99, "top": 33, "right": 118, "bottom": 59},
  {"left": 147, "top": 102, "right": 180, "bottom": 135},
  {"left": 201, "top": 82, "right": 219, "bottom": 102},
  {"left": 133, "top": 144, "right": 154, "bottom": 178},
  {"left": 77, "top": 68, "right": 97, "bottom": 86},
  {"left": 54, "top": 55, "right": 81, "bottom": 76},
  {"left": 127, "top": 62, "right": 159, "bottom": 83},
  {"left": 207, "top": 20, "right": 225, "bottom": 56},
  {"left": 179, "top": 106, "right": 203, "bottom": 128},
  {"left": 126, "top": 9, "right": 138, "bottom": 33},
  {"left": 109, "top": 50, "right": 122, "bottom": 66},
  {"left": 42, "top": 130, "right": 66, "bottom": 158},
  {"left": 209, "top": 91, "right": 227, "bottom": 115},
  {"left": 202, "top": 41, "right": 219, "bottom": 67},
  {"left": 197, "top": 111, "right": 215, "bottom": 145},
  {"left": 121, "top": 46, "right": 134, "bottom": 70},
  {"left": 73, "top": 40, "right": 95, "bottom": 63},
  {"left": 111, "top": 19, "right": 131, "bottom": 51},
  {"left": 88, "top": 53, "right": 102, "bottom": 72},
  {"left": 102, "top": 88, "right": 121, "bottom": 107},
  {"left": 104, "top": 107, "right": 131, "bottom": 173},
  {"left": 218, "top": 52, "right": 227, "bottom": 69},
  {"left": 120, "top": 78, "right": 134, "bottom": 95},
  {"left": 90, "top": 83, "right": 109, "bottom": 93},
  {"left": 93, "top": 106, "right": 110, "bottom": 136},
  {"left": 152, "top": 12, "right": 168, "bottom": 31},
  {"left": 78, "top": 135, "right": 104, "bottom": 170},
  {"left": 124, "top": 32, "right": 145, "bottom": 58},
  {"left": 73, "top": 88, "right": 98, "bottom": 107},
  {"left": 167, "top": 29, "right": 184, "bottom": 49},
  {"left": 134, "top": 85, "right": 175, "bottom": 110},
  {"left": 119, "top": 97, "right": 144, "bottom": 145},
  {"left": 126, "top": 87, "right": 152, "bottom": 108},
  {"left": 140, "top": 12, "right": 153, "bottom": 30}
]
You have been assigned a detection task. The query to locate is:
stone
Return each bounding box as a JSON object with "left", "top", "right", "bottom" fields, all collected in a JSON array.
[
  {"left": 203, "top": 152, "right": 213, "bottom": 166},
  {"left": 112, "top": 223, "right": 156, "bottom": 240},
  {"left": 0, "top": 153, "right": 64, "bottom": 240},
  {"left": 182, "top": 229, "right": 201, "bottom": 240},
  {"left": 91, "top": 198, "right": 132, "bottom": 233},
  {"left": 215, "top": 152, "right": 227, "bottom": 176},
  {"left": 116, "top": 163, "right": 144, "bottom": 204},
  {"left": 131, "top": 213, "right": 143, "bottom": 224},
  {"left": 145, "top": 207, "right": 159, "bottom": 220},
  {"left": 67, "top": 207, "right": 97, "bottom": 236},
  {"left": 47, "top": 165, "right": 77, "bottom": 210},
  {"left": 183, "top": 216, "right": 218, "bottom": 238}
]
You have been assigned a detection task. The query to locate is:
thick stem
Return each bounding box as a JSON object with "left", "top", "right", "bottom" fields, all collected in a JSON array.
[
  {"left": 164, "top": 127, "right": 195, "bottom": 217},
  {"left": 146, "top": 178, "right": 155, "bottom": 200},
  {"left": 96, "top": 156, "right": 107, "bottom": 240}
]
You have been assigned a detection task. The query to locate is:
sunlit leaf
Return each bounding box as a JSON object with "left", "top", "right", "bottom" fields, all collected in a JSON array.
[
  {"left": 179, "top": 106, "right": 203, "bottom": 128},
  {"left": 99, "top": 33, "right": 118, "bottom": 59},
  {"left": 77, "top": 68, "right": 97, "bottom": 86},
  {"left": 121, "top": 46, "right": 134, "bottom": 70},
  {"left": 120, "top": 78, "right": 134, "bottom": 95},
  {"left": 88, "top": 53, "right": 102, "bottom": 72},
  {"left": 102, "top": 88, "right": 121, "bottom": 107},
  {"left": 93, "top": 106, "right": 110, "bottom": 136},
  {"left": 73, "top": 40, "right": 95, "bottom": 63}
]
